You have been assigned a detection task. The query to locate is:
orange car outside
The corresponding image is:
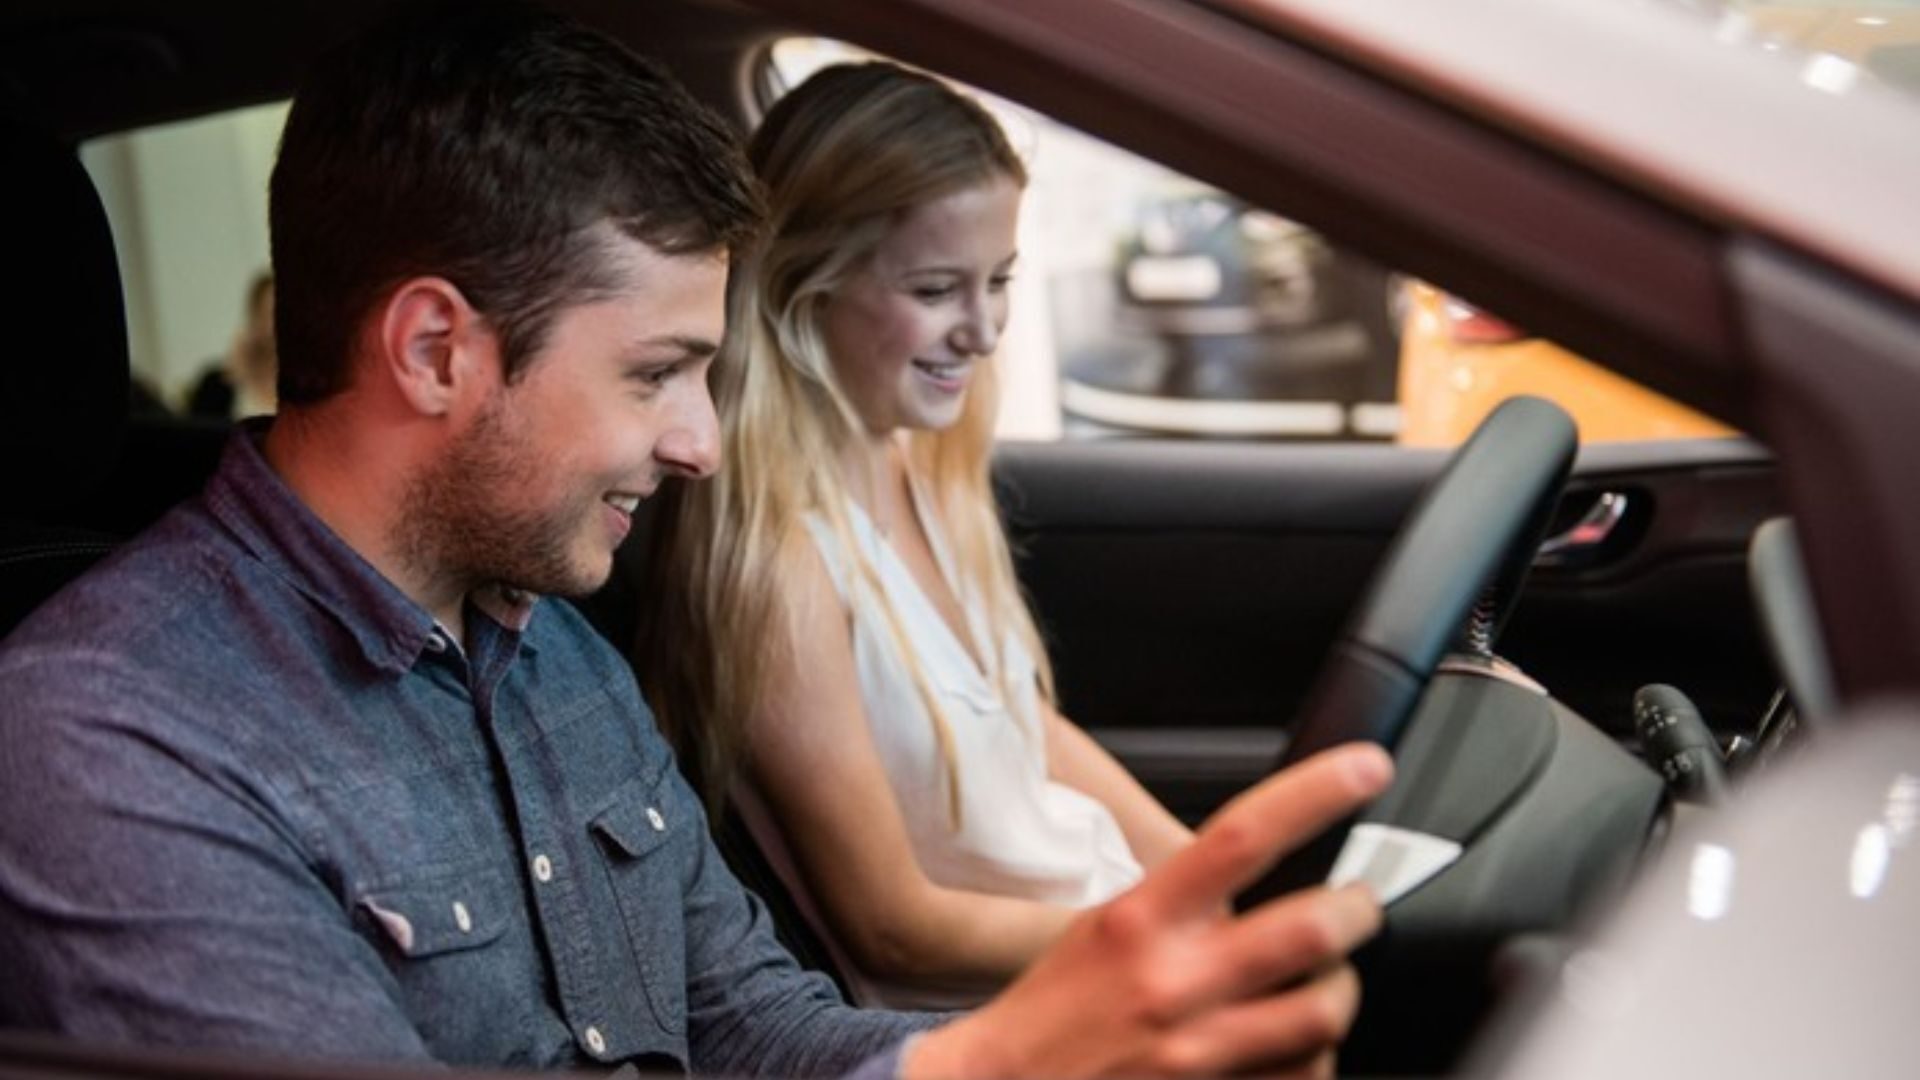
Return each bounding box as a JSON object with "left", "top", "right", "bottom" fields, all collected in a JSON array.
[{"left": 1394, "top": 281, "right": 1737, "bottom": 447}]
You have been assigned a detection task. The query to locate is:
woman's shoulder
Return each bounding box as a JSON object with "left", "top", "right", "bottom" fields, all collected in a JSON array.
[
  {"left": 782, "top": 516, "right": 855, "bottom": 628},
  {"left": 797, "top": 498, "right": 865, "bottom": 594}
]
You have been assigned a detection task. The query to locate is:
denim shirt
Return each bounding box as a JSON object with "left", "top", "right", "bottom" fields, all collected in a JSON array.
[{"left": 0, "top": 427, "right": 936, "bottom": 1074}]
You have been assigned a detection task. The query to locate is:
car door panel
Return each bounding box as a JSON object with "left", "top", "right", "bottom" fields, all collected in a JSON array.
[
  {"left": 997, "top": 436, "right": 1781, "bottom": 823},
  {"left": 1509, "top": 440, "right": 1783, "bottom": 743}
]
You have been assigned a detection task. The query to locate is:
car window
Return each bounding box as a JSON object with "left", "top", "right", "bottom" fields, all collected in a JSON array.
[
  {"left": 769, "top": 37, "right": 1739, "bottom": 448},
  {"left": 80, "top": 100, "right": 287, "bottom": 420}
]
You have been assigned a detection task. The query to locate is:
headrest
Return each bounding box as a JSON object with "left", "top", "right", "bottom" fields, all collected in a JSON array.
[{"left": 0, "top": 104, "right": 129, "bottom": 518}]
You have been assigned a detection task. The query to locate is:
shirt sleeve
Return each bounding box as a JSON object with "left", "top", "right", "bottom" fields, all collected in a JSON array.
[
  {"left": 839, "top": 1037, "right": 920, "bottom": 1080},
  {"left": 0, "top": 649, "right": 438, "bottom": 1062}
]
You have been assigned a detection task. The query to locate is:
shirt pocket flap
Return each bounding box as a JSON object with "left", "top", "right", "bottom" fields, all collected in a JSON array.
[
  {"left": 589, "top": 777, "right": 674, "bottom": 861},
  {"left": 359, "top": 867, "right": 513, "bottom": 958}
]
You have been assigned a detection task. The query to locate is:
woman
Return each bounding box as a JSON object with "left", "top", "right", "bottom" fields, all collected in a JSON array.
[
  {"left": 187, "top": 270, "right": 277, "bottom": 420},
  {"left": 641, "top": 62, "right": 1191, "bottom": 1007}
]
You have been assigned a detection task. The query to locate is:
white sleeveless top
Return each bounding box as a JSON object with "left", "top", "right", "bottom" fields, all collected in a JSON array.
[{"left": 736, "top": 483, "right": 1142, "bottom": 1009}]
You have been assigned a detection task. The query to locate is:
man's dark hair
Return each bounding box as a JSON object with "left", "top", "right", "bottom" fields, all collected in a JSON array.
[{"left": 269, "top": 2, "right": 764, "bottom": 404}]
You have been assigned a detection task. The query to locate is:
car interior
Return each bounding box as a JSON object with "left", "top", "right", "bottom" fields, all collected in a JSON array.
[{"left": 5, "top": 0, "right": 1895, "bottom": 1077}]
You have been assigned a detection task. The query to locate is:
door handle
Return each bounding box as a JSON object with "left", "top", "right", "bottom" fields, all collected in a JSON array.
[{"left": 1535, "top": 490, "right": 1629, "bottom": 568}]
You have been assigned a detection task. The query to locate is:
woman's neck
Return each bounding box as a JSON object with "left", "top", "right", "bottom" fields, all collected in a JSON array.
[{"left": 842, "top": 430, "right": 909, "bottom": 539}]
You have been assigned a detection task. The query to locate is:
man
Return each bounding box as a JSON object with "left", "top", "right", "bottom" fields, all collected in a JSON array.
[{"left": 0, "top": 4, "right": 1390, "bottom": 1077}]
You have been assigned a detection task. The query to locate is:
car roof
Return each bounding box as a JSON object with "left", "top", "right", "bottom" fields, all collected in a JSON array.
[
  {"left": 1226, "top": 0, "right": 1920, "bottom": 304},
  {"left": 0, "top": 0, "right": 789, "bottom": 141}
]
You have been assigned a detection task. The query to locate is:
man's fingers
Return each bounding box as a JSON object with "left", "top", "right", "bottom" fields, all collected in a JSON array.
[
  {"left": 1210, "top": 882, "right": 1381, "bottom": 1004},
  {"left": 1138, "top": 963, "right": 1363, "bottom": 1078},
  {"left": 1121, "top": 883, "right": 1381, "bottom": 1023},
  {"left": 1135, "top": 742, "right": 1393, "bottom": 921}
]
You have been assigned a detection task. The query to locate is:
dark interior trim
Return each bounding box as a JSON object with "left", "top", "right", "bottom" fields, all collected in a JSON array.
[{"left": 1737, "top": 238, "right": 1920, "bottom": 702}]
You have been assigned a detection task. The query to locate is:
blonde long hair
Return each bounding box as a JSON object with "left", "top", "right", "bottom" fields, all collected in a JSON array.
[{"left": 639, "top": 62, "right": 1053, "bottom": 827}]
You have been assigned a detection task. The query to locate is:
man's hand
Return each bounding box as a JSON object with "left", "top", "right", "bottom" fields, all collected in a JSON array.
[{"left": 906, "top": 742, "right": 1394, "bottom": 1079}]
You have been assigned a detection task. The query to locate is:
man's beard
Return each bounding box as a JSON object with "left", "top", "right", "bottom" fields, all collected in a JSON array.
[{"left": 397, "top": 399, "right": 611, "bottom": 605}]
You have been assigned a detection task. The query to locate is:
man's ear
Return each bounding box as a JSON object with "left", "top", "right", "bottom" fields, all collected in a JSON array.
[{"left": 375, "top": 277, "right": 498, "bottom": 417}]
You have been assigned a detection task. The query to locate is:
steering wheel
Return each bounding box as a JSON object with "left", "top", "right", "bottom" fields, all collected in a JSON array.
[{"left": 1242, "top": 395, "right": 1579, "bottom": 905}]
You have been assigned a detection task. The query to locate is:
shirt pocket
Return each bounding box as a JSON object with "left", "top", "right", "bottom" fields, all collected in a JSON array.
[
  {"left": 589, "top": 773, "right": 688, "bottom": 1039},
  {"left": 356, "top": 863, "right": 535, "bottom": 1062}
]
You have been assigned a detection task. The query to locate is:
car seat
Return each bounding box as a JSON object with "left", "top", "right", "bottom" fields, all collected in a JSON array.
[
  {"left": 0, "top": 98, "right": 234, "bottom": 639},
  {"left": 0, "top": 102, "right": 128, "bottom": 637}
]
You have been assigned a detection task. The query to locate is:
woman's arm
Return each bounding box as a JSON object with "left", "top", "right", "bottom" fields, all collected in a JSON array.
[
  {"left": 746, "top": 543, "right": 1075, "bottom": 984},
  {"left": 1042, "top": 705, "right": 1194, "bottom": 869}
]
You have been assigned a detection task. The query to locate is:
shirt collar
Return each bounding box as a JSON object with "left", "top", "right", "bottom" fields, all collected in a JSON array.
[
  {"left": 472, "top": 584, "right": 536, "bottom": 633},
  {"left": 203, "top": 420, "right": 539, "bottom": 675}
]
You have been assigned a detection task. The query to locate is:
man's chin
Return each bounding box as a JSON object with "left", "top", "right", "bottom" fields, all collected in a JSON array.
[
  {"left": 553, "top": 571, "right": 615, "bottom": 599},
  {"left": 526, "top": 556, "right": 616, "bottom": 600},
  {"left": 477, "top": 537, "right": 617, "bottom": 602}
]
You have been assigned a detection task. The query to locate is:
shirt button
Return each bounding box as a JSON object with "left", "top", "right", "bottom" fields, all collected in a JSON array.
[
  {"left": 424, "top": 632, "right": 447, "bottom": 653},
  {"left": 646, "top": 807, "right": 666, "bottom": 832},
  {"left": 452, "top": 900, "right": 472, "bottom": 934},
  {"left": 584, "top": 1025, "right": 607, "bottom": 1055},
  {"left": 532, "top": 854, "right": 553, "bottom": 883}
]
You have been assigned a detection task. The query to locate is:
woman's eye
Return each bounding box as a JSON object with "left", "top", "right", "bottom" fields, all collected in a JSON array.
[
  {"left": 912, "top": 285, "right": 957, "bottom": 302},
  {"left": 988, "top": 274, "right": 1014, "bottom": 293}
]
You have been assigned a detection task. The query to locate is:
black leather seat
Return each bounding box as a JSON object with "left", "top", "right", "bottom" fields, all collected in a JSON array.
[{"left": 0, "top": 103, "right": 128, "bottom": 637}]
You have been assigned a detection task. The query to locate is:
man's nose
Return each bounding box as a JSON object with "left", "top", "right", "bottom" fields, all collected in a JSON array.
[{"left": 655, "top": 384, "right": 721, "bottom": 479}]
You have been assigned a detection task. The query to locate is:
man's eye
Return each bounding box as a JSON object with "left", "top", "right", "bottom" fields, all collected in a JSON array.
[{"left": 630, "top": 363, "right": 682, "bottom": 391}]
